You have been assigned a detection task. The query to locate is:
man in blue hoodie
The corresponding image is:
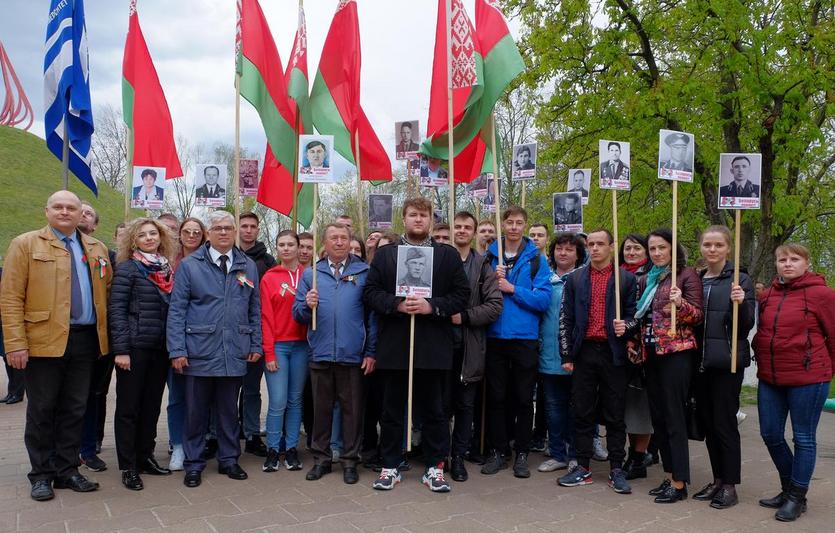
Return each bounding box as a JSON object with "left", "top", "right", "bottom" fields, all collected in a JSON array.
[{"left": 481, "top": 206, "right": 552, "bottom": 478}]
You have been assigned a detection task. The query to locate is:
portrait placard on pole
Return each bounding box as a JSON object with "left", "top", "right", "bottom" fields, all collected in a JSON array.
[
  {"left": 194, "top": 164, "right": 227, "bottom": 207},
  {"left": 553, "top": 192, "right": 583, "bottom": 233},
  {"left": 368, "top": 194, "right": 394, "bottom": 229},
  {"left": 394, "top": 120, "right": 420, "bottom": 161},
  {"left": 718, "top": 153, "right": 762, "bottom": 210},
  {"left": 658, "top": 129, "right": 695, "bottom": 182},
  {"left": 511, "top": 142, "right": 537, "bottom": 181},
  {"left": 395, "top": 245, "right": 434, "bottom": 299},
  {"left": 419, "top": 155, "right": 449, "bottom": 188},
  {"left": 238, "top": 159, "right": 260, "bottom": 197},
  {"left": 483, "top": 176, "right": 501, "bottom": 212},
  {"left": 467, "top": 173, "right": 490, "bottom": 199},
  {"left": 131, "top": 166, "right": 167, "bottom": 209},
  {"left": 297, "top": 134, "right": 336, "bottom": 184},
  {"left": 566, "top": 169, "right": 592, "bottom": 205},
  {"left": 599, "top": 140, "right": 631, "bottom": 190}
]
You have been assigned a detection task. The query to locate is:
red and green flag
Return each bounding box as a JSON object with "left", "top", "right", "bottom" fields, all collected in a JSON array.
[
  {"left": 257, "top": 2, "right": 314, "bottom": 227},
  {"left": 309, "top": 0, "right": 391, "bottom": 182},
  {"left": 122, "top": 1, "right": 182, "bottom": 178},
  {"left": 421, "top": 0, "right": 524, "bottom": 181}
]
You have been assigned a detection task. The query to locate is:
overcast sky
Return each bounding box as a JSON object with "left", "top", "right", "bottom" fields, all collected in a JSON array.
[{"left": 2, "top": 0, "right": 521, "bottom": 179}]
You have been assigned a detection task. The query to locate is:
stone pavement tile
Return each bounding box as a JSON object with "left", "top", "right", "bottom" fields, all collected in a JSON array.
[
  {"left": 206, "top": 508, "right": 298, "bottom": 532},
  {"left": 140, "top": 517, "right": 216, "bottom": 533},
  {"left": 102, "top": 489, "right": 190, "bottom": 517},
  {"left": 228, "top": 487, "right": 313, "bottom": 513},
  {"left": 264, "top": 515, "right": 364, "bottom": 533},
  {"left": 17, "top": 522, "right": 68, "bottom": 533},
  {"left": 18, "top": 499, "right": 108, "bottom": 530},
  {"left": 0, "top": 511, "right": 15, "bottom": 533},
  {"left": 281, "top": 494, "right": 367, "bottom": 523},
  {"left": 406, "top": 491, "right": 492, "bottom": 517},
  {"left": 596, "top": 500, "right": 665, "bottom": 531},
  {"left": 176, "top": 476, "right": 255, "bottom": 504},
  {"left": 406, "top": 515, "right": 501, "bottom": 533},
  {"left": 153, "top": 497, "right": 242, "bottom": 526},
  {"left": 469, "top": 503, "right": 560, "bottom": 532},
  {"left": 343, "top": 502, "right": 428, "bottom": 532},
  {"left": 65, "top": 509, "right": 161, "bottom": 533},
  {"left": 346, "top": 485, "right": 440, "bottom": 512}
]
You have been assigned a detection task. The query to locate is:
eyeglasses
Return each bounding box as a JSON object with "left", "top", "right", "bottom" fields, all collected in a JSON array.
[
  {"left": 181, "top": 229, "right": 203, "bottom": 237},
  {"left": 210, "top": 226, "right": 235, "bottom": 233}
]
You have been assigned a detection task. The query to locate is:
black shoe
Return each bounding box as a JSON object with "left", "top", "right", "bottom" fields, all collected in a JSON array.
[
  {"left": 480, "top": 450, "right": 508, "bottom": 475},
  {"left": 306, "top": 463, "right": 332, "bottom": 481},
  {"left": 245, "top": 435, "right": 268, "bottom": 457},
  {"left": 513, "top": 452, "right": 531, "bottom": 479},
  {"left": 530, "top": 438, "right": 547, "bottom": 453},
  {"left": 218, "top": 463, "right": 248, "bottom": 480},
  {"left": 263, "top": 448, "right": 280, "bottom": 472},
  {"left": 693, "top": 481, "right": 721, "bottom": 501},
  {"left": 80, "top": 454, "right": 107, "bottom": 472},
  {"left": 654, "top": 484, "right": 687, "bottom": 503},
  {"left": 363, "top": 453, "right": 382, "bottom": 470},
  {"left": 710, "top": 485, "right": 738, "bottom": 509},
  {"left": 30, "top": 480, "right": 54, "bottom": 501},
  {"left": 649, "top": 478, "right": 671, "bottom": 496},
  {"left": 121, "top": 470, "right": 144, "bottom": 491},
  {"left": 184, "top": 470, "right": 202, "bottom": 488},
  {"left": 3, "top": 395, "right": 22, "bottom": 404},
  {"left": 624, "top": 462, "right": 647, "bottom": 480},
  {"left": 343, "top": 466, "right": 359, "bottom": 485},
  {"left": 759, "top": 476, "right": 791, "bottom": 508},
  {"left": 201, "top": 438, "right": 218, "bottom": 460},
  {"left": 285, "top": 447, "right": 302, "bottom": 471},
  {"left": 54, "top": 473, "right": 99, "bottom": 492},
  {"left": 775, "top": 484, "right": 808, "bottom": 522},
  {"left": 140, "top": 457, "right": 172, "bottom": 476},
  {"left": 450, "top": 455, "right": 468, "bottom": 482}
]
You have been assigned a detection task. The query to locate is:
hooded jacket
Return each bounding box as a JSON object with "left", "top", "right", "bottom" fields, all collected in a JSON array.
[
  {"left": 242, "top": 240, "right": 277, "bottom": 281},
  {"left": 696, "top": 262, "right": 756, "bottom": 371},
  {"left": 260, "top": 264, "right": 307, "bottom": 363},
  {"left": 753, "top": 272, "right": 835, "bottom": 387},
  {"left": 485, "top": 237, "right": 551, "bottom": 340},
  {"left": 457, "top": 249, "right": 503, "bottom": 383},
  {"left": 540, "top": 269, "right": 570, "bottom": 375}
]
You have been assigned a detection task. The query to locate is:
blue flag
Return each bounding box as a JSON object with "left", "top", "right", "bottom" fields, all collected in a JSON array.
[{"left": 44, "top": 0, "right": 96, "bottom": 194}]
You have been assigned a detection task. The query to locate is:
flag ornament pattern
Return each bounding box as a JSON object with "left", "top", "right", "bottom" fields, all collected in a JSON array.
[
  {"left": 44, "top": 0, "right": 96, "bottom": 193},
  {"left": 122, "top": 0, "right": 183, "bottom": 179},
  {"left": 309, "top": 0, "right": 392, "bottom": 182},
  {"left": 450, "top": 4, "right": 477, "bottom": 89}
]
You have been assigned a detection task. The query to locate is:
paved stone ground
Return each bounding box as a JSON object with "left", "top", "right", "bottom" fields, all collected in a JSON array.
[{"left": 0, "top": 379, "right": 833, "bottom": 533}]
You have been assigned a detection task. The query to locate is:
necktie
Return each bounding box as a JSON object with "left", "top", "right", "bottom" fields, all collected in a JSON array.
[
  {"left": 611, "top": 162, "right": 616, "bottom": 176},
  {"left": 333, "top": 262, "right": 343, "bottom": 279},
  {"left": 63, "top": 237, "right": 83, "bottom": 321},
  {"left": 219, "top": 254, "right": 229, "bottom": 275}
]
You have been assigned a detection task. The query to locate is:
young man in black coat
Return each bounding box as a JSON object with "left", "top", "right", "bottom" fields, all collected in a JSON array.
[{"left": 364, "top": 197, "right": 470, "bottom": 493}]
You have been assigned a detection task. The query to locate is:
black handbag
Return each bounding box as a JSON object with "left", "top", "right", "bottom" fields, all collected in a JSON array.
[{"left": 686, "top": 396, "right": 706, "bottom": 441}]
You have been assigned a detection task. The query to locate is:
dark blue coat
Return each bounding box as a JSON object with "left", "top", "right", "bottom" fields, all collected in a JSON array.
[{"left": 166, "top": 243, "right": 262, "bottom": 377}]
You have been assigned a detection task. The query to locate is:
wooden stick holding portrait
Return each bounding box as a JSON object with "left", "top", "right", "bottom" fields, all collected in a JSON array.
[{"left": 600, "top": 139, "right": 632, "bottom": 320}]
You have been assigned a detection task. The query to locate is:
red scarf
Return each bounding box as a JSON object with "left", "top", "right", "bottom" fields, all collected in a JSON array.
[
  {"left": 623, "top": 258, "right": 648, "bottom": 274},
  {"left": 132, "top": 251, "right": 174, "bottom": 294}
]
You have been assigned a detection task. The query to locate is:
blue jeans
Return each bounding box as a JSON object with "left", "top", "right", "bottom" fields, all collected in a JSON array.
[
  {"left": 541, "top": 373, "right": 574, "bottom": 462},
  {"left": 264, "top": 342, "right": 310, "bottom": 450},
  {"left": 167, "top": 370, "right": 186, "bottom": 446},
  {"left": 758, "top": 380, "right": 830, "bottom": 488}
]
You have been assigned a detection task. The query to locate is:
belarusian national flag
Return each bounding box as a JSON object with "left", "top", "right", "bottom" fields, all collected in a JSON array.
[
  {"left": 237, "top": 0, "right": 295, "bottom": 176},
  {"left": 122, "top": 1, "right": 182, "bottom": 178},
  {"left": 309, "top": 0, "right": 391, "bottom": 181},
  {"left": 420, "top": 0, "right": 524, "bottom": 180},
  {"left": 257, "top": 2, "right": 314, "bottom": 227}
]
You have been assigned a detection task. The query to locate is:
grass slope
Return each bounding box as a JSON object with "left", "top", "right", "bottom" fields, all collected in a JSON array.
[{"left": 0, "top": 126, "right": 138, "bottom": 259}]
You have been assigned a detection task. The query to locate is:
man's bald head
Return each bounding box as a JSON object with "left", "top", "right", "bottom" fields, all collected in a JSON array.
[{"left": 45, "top": 190, "right": 83, "bottom": 236}]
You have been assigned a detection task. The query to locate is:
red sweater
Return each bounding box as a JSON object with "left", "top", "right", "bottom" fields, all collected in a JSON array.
[
  {"left": 753, "top": 272, "right": 835, "bottom": 387},
  {"left": 260, "top": 264, "right": 307, "bottom": 363}
]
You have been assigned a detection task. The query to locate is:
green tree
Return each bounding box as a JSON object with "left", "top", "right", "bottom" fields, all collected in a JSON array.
[{"left": 506, "top": 0, "right": 834, "bottom": 282}]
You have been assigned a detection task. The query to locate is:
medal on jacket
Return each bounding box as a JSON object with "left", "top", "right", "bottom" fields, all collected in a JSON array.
[
  {"left": 280, "top": 268, "right": 300, "bottom": 296},
  {"left": 279, "top": 282, "right": 297, "bottom": 297},
  {"left": 236, "top": 272, "right": 254, "bottom": 288},
  {"left": 96, "top": 257, "right": 108, "bottom": 279}
]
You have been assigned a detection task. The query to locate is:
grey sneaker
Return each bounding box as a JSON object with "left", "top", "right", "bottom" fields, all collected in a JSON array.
[
  {"left": 480, "top": 450, "right": 508, "bottom": 475},
  {"left": 608, "top": 468, "right": 632, "bottom": 494},
  {"left": 513, "top": 452, "right": 531, "bottom": 478},
  {"left": 372, "top": 467, "right": 401, "bottom": 490},
  {"left": 538, "top": 458, "right": 568, "bottom": 472},
  {"left": 592, "top": 437, "right": 608, "bottom": 461},
  {"left": 558, "top": 463, "right": 593, "bottom": 487},
  {"left": 422, "top": 463, "right": 451, "bottom": 493}
]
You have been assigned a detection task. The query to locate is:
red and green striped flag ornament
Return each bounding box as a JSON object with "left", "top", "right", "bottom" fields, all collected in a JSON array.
[
  {"left": 122, "top": 0, "right": 182, "bottom": 179},
  {"left": 257, "top": 1, "right": 315, "bottom": 228},
  {"left": 421, "top": 0, "right": 524, "bottom": 182},
  {"left": 309, "top": 0, "right": 392, "bottom": 182}
]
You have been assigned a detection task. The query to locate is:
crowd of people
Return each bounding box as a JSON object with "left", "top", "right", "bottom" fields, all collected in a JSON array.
[{"left": 0, "top": 190, "right": 833, "bottom": 524}]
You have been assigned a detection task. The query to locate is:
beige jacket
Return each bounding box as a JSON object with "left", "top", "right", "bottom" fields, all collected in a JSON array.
[{"left": 1, "top": 226, "right": 112, "bottom": 357}]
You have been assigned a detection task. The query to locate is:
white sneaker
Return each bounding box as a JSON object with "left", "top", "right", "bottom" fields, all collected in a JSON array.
[
  {"left": 592, "top": 437, "right": 608, "bottom": 462},
  {"left": 169, "top": 444, "right": 185, "bottom": 471},
  {"left": 736, "top": 410, "right": 747, "bottom": 425},
  {"left": 538, "top": 458, "right": 568, "bottom": 472}
]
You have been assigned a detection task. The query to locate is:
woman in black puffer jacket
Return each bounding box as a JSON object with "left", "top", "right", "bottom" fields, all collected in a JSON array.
[
  {"left": 692, "top": 226, "right": 756, "bottom": 509},
  {"left": 109, "top": 218, "right": 177, "bottom": 490}
]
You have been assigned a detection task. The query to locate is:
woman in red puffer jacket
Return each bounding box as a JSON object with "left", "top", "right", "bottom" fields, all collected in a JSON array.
[{"left": 753, "top": 243, "right": 835, "bottom": 523}]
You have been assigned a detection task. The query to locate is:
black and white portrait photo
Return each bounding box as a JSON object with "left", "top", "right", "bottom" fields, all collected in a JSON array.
[
  {"left": 131, "top": 166, "right": 166, "bottom": 209},
  {"left": 567, "top": 168, "right": 591, "bottom": 205},
  {"left": 194, "top": 164, "right": 227, "bottom": 207},
  {"left": 395, "top": 245, "right": 434, "bottom": 298},
  {"left": 298, "top": 134, "right": 335, "bottom": 183},
  {"left": 368, "top": 194, "right": 394, "bottom": 229},
  {"left": 395, "top": 120, "right": 420, "bottom": 161},
  {"left": 239, "top": 159, "right": 260, "bottom": 197},
  {"left": 658, "top": 129, "right": 695, "bottom": 182},
  {"left": 467, "top": 172, "right": 490, "bottom": 199},
  {"left": 553, "top": 192, "right": 583, "bottom": 233},
  {"left": 718, "top": 153, "right": 762, "bottom": 210},
  {"left": 484, "top": 176, "right": 501, "bottom": 212},
  {"left": 419, "top": 156, "right": 449, "bottom": 187},
  {"left": 599, "top": 140, "right": 631, "bottom": 190},
  {"left": 512, "top": 142, "right": 537, "bottom": 180}
]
